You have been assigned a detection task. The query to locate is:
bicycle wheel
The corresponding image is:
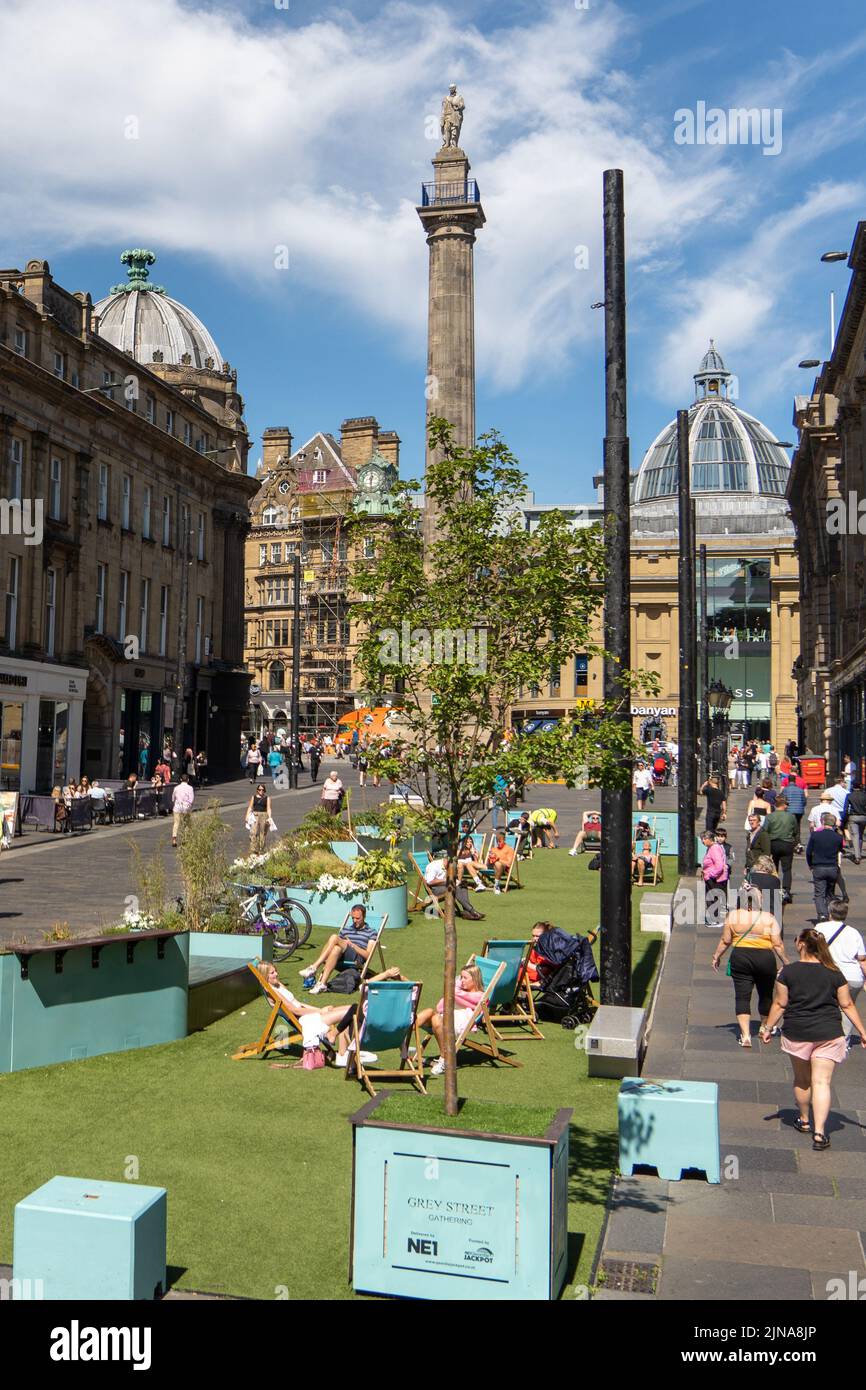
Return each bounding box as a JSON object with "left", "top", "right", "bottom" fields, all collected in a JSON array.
[
  {"left": 269, "top": 917, "right": 300, "bottom": 962},
  {"left": 272, "top": 895, "right": 313, "bottom": 948}
]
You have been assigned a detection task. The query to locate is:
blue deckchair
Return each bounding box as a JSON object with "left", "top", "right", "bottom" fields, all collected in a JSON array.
[
  {"left": 478, "top": 939, "right": 543, "bottom": 1040},
  {"left": 453, "top": 958, "right": 520, "bottom": 1068},
  {"left": 350, "top": 979, "right": 427, "bottom": 1096},
  {"left": 335, "top": 908, "right": 389, "bottom": 981}
]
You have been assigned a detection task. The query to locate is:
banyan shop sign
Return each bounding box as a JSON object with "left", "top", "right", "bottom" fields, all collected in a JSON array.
[{"left": 631, "top": 706, "right": 677, "bottom": 717}]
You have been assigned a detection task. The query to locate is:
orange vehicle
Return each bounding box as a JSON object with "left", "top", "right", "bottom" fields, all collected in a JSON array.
[{"left": 334, "top": 706, "right": 405, "bottom": 745}]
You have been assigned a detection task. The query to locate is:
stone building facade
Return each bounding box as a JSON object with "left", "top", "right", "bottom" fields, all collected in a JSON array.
[
  {"left": 244, "top": 416, "right": 399, "bottom": 734},
  {"left": 509, "top": 347, "right": 801, "bottom": 752},
  {"left": 789, "top": 221, "right": 866, "bottom": 770},
  {"left": 0, "top": 252, "right": 256, "bottom": 791}
]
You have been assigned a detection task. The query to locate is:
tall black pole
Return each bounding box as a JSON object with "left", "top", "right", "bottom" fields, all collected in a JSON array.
[
  {"left": 289, "top": 551, "right": 301, "bottom": 790},
  {"left": 678, "top": 411, "right": 697, "bottom": 875},
  {"left": 600, "top": 169, "right": 632, "bottom": 1006},
  {"left": 699, "top": 543, "right": 710, "bottom": 780}
]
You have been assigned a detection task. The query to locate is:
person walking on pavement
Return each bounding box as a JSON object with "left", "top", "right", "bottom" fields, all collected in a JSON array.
[
  {"left": 171, "top": 773, "right": 195, "bottom": 847},
  {"left": 784, "top": 773, "right": 807, "bottom": 852},
  {"left": 246, "top": 742, "right": 262, "bottom": 782},
  {"left": 700, "top": 774, "right": 727, "bottom": 834},
  {"left": 806, "top": 814, "right": 845, "bottom": 922},
  {"left": 712, "top": 902, "right": 786, "bottom": 1047},
  {"left": 764, "top": 795, "right": 799, "bottom": 905},
  {"left": 843, "top": 780, "right": 866, "bottom": 864},
  {"left": 814, "top": 902, "right": 866, "bottom": 1043},
  {"left": 745, "top": 812, "right": 772, "bottom": 876},
  {"left": 700, "top": 830, "right": 730, "bottom": 925},
  {"left": 759, "top": 927, "right": 866, "bottom": 1150},
  {"left": 309, "top": 738, "right": 321, "bottom": 784}
]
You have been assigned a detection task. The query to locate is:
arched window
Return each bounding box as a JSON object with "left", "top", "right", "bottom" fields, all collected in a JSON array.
[
  {"left": 269, "top": 661, "right": 285, "bottom": 691},
  {"left": 262, "top": 506, "right": 279, "bottom": 526}
]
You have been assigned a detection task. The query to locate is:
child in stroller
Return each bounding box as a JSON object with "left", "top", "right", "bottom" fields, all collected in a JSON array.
[{"left": 526, "top": 921, "right": 600, "bottom": 1028}]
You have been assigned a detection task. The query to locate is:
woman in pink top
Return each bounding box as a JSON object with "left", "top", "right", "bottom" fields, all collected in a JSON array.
[
  {"left": 700, "top": 830, "right": 730, "bottom": 926},
  {"left": 417, "top": 966, "right": 484, "bottom": 1077}
]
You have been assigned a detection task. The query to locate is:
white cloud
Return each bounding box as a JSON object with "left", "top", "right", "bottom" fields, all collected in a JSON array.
[{"left": 0, "top": 0, "right": 858, "bottom": 409}]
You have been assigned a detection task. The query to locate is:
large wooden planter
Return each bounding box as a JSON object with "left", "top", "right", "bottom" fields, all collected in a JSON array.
[
  {"left": 0, "top": 930, "right": 189, "bottom": 1074},
  {"left": 286, "top": 883, "right": 408, "bottom": 929},
  {"left": 349, "top": 1097, "right": 572, "bottom": 1300}
]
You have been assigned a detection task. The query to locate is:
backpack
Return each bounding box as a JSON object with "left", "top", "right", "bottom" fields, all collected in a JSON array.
[
  {"left": 587, "top": 853, "right": 602, "bottom": 871},
  {"left": 769, "top": 752, "right": 778, "bottom": 768},
  {"left": 328, "top": 967, "right": 361, "bottom": 993}
]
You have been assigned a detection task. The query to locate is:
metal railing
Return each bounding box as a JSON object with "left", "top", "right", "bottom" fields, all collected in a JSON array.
[{"left": 420, "top": 179, "right": 481, "bottom": 207}]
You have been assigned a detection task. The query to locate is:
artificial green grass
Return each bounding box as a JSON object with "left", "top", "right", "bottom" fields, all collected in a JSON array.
[
  {"left": 0, "top": 852, "right": 671, "bottom": 1300},
  {"left": 370, "top": 1095, "right": 559, "bottom": 1138}
]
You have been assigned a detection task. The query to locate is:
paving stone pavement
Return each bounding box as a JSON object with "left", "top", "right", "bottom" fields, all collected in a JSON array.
[
  {"left": 0, "top": 767, "right": 634, "bottom": 944},
  {"left": 598, "top": 783, "right": 866, "bottom": 1302}
]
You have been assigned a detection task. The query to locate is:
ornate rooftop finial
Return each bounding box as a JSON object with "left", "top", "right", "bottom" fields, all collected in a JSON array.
[{"left": 109, "top": 248, "right": 166, "bottom": 296}]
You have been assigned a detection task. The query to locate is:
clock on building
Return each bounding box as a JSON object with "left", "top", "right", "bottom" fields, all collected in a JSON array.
[
  {"left": 362, "top": 470, "right": 380, "bottom": 491},
  {"left": 278, "top": 480, "right": 290, "bottom": 494}
]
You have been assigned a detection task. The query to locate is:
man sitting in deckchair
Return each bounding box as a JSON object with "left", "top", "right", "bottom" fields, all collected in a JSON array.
[
  {"left": 483, "top": 831, "right": 516, "bottom": 894},
  {"left": 416, "top": 965, "right": 485, "bottom": 1076},
  {"left": 631, "top": 838, "right": 659, "bottom": 886},
  {"left": 301, "top": 904, "right": 378, "bottom": 993}
]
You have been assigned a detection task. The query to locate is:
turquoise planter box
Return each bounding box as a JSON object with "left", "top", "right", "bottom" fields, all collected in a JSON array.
[
  {"left": 349, "top": 1098, "right": 572, "bottom": 1300},
  {"left": 330, "top": 841, "right": 360, "bottom": 863},
  {"left": 14, "top": 1176, "right": 167, "bottom": 1300},
  {"left": 189, "top": 930, "right": 273, "bottom": 962},
  {"left": 0, "top": 931, "right": 189, "bottom": 1074},
  {"left": 288, "top": 883, "right": 408, "bottom": 930}
]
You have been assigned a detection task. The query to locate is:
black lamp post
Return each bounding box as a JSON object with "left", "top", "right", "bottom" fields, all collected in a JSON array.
[{"left": 706, "top": 679, "right": 734, "bottom": 781}]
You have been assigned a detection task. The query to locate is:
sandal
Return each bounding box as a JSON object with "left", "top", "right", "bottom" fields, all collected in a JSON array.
[
  {"left": 812, "top": 1133, "right": 831, "bottom": 1151},
  {"left": 737, "top": 1035, "right": 752, "bottom": 1048},
  {"left": 793, "top": 1117, "right": 812, "bottom": 1134}
]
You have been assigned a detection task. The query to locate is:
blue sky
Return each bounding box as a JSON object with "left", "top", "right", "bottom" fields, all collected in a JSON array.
[{"left": 2, "top": 0, "right": 864, "bottom": 500}]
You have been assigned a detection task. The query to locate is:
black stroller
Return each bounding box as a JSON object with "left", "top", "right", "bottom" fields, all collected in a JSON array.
[{"left": 533, "top": 927, "right": 600, "bottom": 1029}]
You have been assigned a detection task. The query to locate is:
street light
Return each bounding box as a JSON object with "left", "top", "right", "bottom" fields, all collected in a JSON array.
[
  {"left": 798, "top": 359, "right": 821, "bottom": 369},
  {"left": 706, "top": 679, "right": 734, "bottom": 777},
  {"left": 821, "top": 250, "right": 849, "bottom": 354}
]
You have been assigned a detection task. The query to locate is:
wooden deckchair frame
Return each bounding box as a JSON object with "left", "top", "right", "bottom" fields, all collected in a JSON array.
[
  {"left": 452, "top": 961, "right": 521, "bottom": 1068},
  {"left": 479, "top": 939, "right": 544, "bottom": 1040},
  {"left": 631, "top": 835, "right": 663, "bottom": 886},
  {"left": 478, "top": 835, "right": 522, "bottom": 893},
  {"left": 232, "top": 962, "right": 305, "bottom": 1061},
  {"left": 350, "top": 981, "right": 427, "bottom": 1097},
  {"left": 335, "top": 908, "right": 389, "bottom": 982},
  {"left": 408, "top": 852, "right": 444, "bottom": 916}
]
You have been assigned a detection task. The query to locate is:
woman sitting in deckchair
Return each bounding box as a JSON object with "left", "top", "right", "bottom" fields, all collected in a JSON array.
[
  {"left": 260, "top": 961, "right": 402, "bottom": 1069},
  {"left": 456, "top": 835, "right": 487, "bottom": 892},
  {"left": 417, "top": 965, "right": 485, "bottom": 1077}
]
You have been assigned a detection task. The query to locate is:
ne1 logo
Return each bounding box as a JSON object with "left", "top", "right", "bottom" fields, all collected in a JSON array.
[{"left": 408, "top": 1238, "right": 438, "bottom": 1255}]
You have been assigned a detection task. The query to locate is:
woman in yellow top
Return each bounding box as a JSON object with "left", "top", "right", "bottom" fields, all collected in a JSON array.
[{"left": 712, "top": 902, "right": 787, "bottom": 1048}]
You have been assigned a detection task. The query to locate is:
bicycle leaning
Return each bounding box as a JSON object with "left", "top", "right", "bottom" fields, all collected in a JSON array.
[{"left": 178, "top": 883, "right": 313, "bottom": 962}]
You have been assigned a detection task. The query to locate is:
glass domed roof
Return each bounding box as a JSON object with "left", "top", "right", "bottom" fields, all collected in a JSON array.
[
  {"left": 633, "top": 343, "right": 791, "bottom": 504},
  {"left": 93, "top": 249, "right": 224, "bottom": 370}
]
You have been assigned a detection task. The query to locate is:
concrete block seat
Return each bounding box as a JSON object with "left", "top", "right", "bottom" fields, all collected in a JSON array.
[
  {"left": 14, "top": 1177, "right": 167, "bottom": 1300},
  {"left": 618, "top": 1078, "right": 720, "bottom": 1183}
]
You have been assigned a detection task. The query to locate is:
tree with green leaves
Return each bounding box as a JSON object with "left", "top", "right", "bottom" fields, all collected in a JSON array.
[{"left": 349, "top": 419, "right": 656, "bottom": 1114}]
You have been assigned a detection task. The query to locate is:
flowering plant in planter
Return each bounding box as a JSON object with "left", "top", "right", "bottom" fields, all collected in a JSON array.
[{"left": 314, "top": 873, "right": 365, "bottom": 895}]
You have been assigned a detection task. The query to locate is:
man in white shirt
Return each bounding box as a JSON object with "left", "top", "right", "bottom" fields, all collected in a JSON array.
[
  {"left": 815, "top": 902, "right": 866, "bottom": 1039},
  {"left": 633, "top": 762, "right": 653, "bottom": 811},
  {"left": 827, "top": 775, "right": 850, "bottom": 821},
  {"left": 807, "top": 792, "right": 840, "bottom": 833},
  {"left": 171, "top": 774, "right": 195, "bottom": 846},
  {"left": 424, "top": 855, "right": 483, "bottom": 920}
]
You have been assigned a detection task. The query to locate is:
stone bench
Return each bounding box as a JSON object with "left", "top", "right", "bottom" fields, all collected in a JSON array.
[
  {"left": 584, "top": 1005, "right": 647, "bottom": 1078},
  {"left": 640, "top": 891, "right": 673, "bottom": 936}
]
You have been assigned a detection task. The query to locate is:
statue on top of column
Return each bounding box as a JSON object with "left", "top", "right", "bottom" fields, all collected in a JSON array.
[{"left": 440, "top": 84, "right": 465, "bottom": 149}]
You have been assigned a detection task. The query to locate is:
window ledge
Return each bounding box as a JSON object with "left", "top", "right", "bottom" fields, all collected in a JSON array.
[{"left": 97, "top": 516, "right": 113, "bottom": 529}]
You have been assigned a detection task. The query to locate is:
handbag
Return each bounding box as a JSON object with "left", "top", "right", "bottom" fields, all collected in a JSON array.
[{"left": 300, "top": 1046, "right": 325, "bottom": 1070}]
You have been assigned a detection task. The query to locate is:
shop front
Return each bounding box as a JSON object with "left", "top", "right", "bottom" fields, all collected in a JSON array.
[{"left": 0, "top": 657, "right": 87, "bottom": 794}]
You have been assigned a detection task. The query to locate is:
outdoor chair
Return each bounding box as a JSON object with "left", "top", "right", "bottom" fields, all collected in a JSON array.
[
  {"left": 335, "top": 908, "right": 389, "bottom": 982},
  {"left": 111, "top": 789, "right": 135, "bottom": 823},
  {"left": 348, "top": 979, "right": 427, "bottom": 1097},
  {"left": 232, "top": 962, "right": 304, "bottom": 1061},
  {"left": 447, "top": 959, "right": 521, "bottom": 1069},
  {"left": 409, "top": 851, "right": 441, "bottom": 915},
  {"left": 631, "top": 836, "right": 663, "bottom": 886},
  {"left": 467, "top": 832, "right": 487, "bottom": 858},
  {"left": 477, "top": 834, "right": 522, "bottom": 892},
  {"left": 476, "top": 939, "right": 544, "bottom": 1040}
]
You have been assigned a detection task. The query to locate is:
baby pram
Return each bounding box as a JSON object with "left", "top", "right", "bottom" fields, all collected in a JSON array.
[{"left": 533, "top": 927, "right": 599, "bottom": 1029}]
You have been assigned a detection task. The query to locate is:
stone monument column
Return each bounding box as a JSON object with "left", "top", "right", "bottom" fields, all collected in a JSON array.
[{"left": 416, "top": 86, "right": 485, "bottom": 544}]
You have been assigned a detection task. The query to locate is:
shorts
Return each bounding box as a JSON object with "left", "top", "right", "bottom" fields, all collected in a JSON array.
[
  {"left": 453, "top": 1006, "right": 476, "bottom": 1036},
  {"left": 340, "top": 947, "right": 364, "bottom": 968},
  {"left": 781, "top": 1036, "right": 848, "bottom": 1064}
]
